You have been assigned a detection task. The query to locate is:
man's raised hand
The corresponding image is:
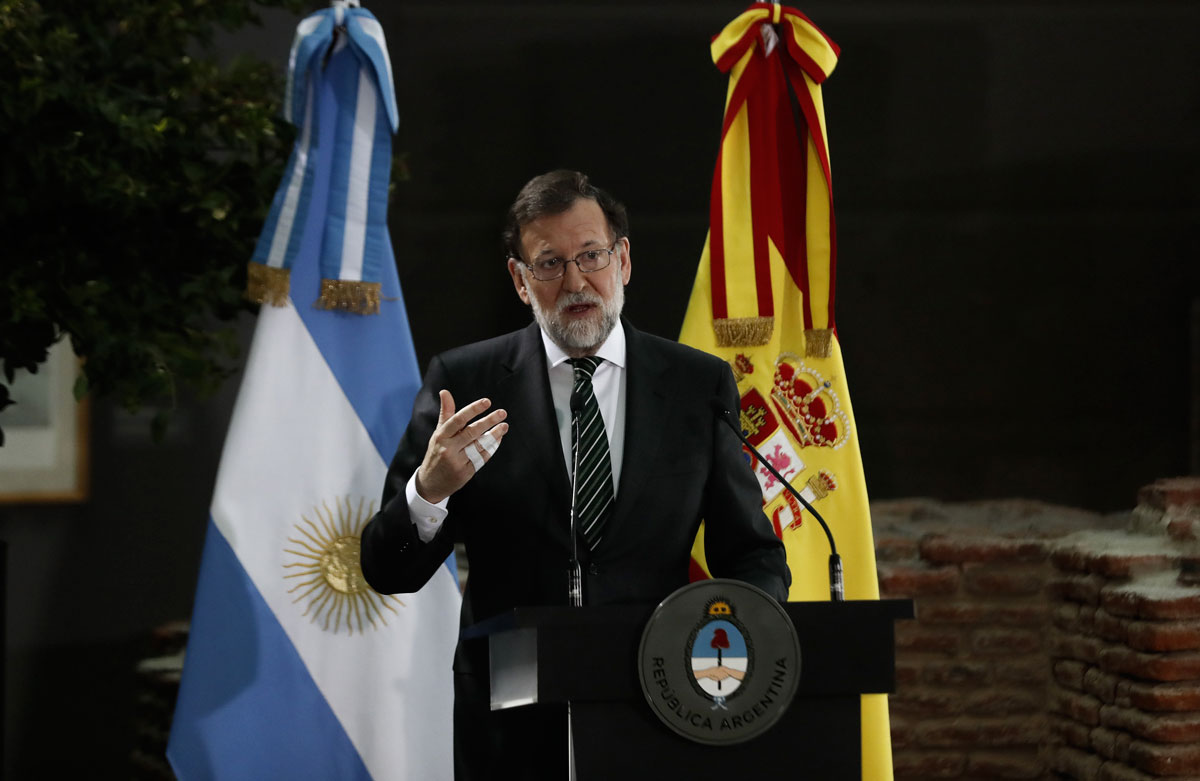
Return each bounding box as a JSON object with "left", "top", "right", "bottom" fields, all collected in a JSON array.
[{"left": 414, "top": 390, "right": 509, "bottom": 504}]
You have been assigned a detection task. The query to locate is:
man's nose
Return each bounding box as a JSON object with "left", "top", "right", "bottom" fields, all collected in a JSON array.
[{"left": 561, "top": 260, "right": 588, "bottom": 292}]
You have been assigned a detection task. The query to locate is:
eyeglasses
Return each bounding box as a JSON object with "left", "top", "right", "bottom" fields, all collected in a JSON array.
[{"left": 516, "top": 242, "right": 617, "bottom": 281}]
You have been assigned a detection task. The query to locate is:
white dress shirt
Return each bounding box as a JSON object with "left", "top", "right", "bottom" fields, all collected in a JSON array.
[{"left": 407, "top": 324, "right": 628, "bottom": 542}]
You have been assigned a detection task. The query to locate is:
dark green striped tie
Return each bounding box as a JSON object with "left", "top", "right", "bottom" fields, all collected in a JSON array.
[{"left": 568, "top": 356, "right": 614, "bottom": 550}]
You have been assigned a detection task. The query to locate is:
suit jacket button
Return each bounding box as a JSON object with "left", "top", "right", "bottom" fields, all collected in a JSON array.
[{"left": 588, "top": 564, "right": 599, "bottom": 575}]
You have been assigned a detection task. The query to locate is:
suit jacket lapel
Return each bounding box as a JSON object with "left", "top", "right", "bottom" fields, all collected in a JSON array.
[
  {"left": 494, "top": 323, "right": 575, "bottom": 553},
  {"left": 609, "top": 321, "right": 669, "bottom": 540}
]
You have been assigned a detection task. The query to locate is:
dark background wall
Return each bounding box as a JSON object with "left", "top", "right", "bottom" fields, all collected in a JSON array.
[{"left": 0, "top": 1, "right": 1196, "bottom": 777}]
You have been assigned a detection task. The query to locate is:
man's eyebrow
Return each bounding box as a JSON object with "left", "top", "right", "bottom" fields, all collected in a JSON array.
[{"left": 533, "top": 238, "right": 605, "bottom": 258}]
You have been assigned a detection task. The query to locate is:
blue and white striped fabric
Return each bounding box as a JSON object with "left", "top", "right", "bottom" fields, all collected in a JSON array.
[
  {"left": 167, "top": 7, "right": 459, "bottom": 779},
  {"left": 251, "top": 3, "right": 398, "bottom": 297}
]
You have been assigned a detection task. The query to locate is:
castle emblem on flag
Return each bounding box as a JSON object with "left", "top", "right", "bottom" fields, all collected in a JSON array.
[
  {"left": 738, "top": 387, "right": 779, "bottom": 446},
  {"left": 283, "top": 496, "right": 404, "bottom": 634}
]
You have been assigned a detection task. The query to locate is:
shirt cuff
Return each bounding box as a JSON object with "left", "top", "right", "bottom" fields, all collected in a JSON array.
[{"left": 406, "top": 473, "right": 449, "bottom": 543}]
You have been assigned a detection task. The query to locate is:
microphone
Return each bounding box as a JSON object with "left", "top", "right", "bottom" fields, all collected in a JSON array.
[{"left": 710, "top": 398, "right": 844, "bottom": 601}]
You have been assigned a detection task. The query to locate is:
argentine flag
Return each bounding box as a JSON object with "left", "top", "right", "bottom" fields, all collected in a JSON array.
[{"left": 168, "top": 7, "right": 460, "bottom": 779}]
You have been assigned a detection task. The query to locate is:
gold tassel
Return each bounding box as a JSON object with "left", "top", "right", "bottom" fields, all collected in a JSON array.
[
  {"left": 316, "top": 279, "right": 382, "bottom": 315},
  {"left": 713, "top": 316, "right": 774, "bottom": 347},
  {"left": 246, "top": 263, "right": 290, "bottom": 306},
  {"left": 804, "top": 328, "right": 833, "bottom": 358}
]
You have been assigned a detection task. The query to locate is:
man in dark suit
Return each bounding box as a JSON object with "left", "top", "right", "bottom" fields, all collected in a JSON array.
[{"left": 361, "top": 170, "right": 788, "bottom": 779}]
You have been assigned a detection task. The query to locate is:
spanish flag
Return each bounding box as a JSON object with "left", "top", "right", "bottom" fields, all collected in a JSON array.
[{"left": 680, "top": 4, "right": 892, "bottom": 777}]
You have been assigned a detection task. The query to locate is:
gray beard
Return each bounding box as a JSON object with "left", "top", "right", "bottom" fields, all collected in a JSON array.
[{"left": 528, "top": 282, "right": 624, "bottom": 356}]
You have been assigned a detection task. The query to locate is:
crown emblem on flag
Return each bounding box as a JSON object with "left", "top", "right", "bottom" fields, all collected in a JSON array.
[{"left": 770, "top": 354, "right": 849, "bottom": 450}]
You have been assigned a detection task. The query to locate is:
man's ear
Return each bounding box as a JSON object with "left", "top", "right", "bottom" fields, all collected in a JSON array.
[
  {"left": 507, "top": 258, "right": 531, "bottom": 306},
  {"left": 618, "top": 236, "right": 632, "bottom": 285}
]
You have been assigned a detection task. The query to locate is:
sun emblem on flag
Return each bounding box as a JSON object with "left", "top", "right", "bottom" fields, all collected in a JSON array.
[{"left": 283, "top": 496, "right": 404, "bottom": 634}]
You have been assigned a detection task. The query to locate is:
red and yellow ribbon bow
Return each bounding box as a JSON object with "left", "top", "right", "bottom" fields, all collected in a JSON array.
[{"left": 707, "top": 3, "right": 840, "bottom": 356}]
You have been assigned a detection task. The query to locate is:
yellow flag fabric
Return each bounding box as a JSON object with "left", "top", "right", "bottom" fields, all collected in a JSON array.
[{"left": 680, "top": 4, "right": 892, "bottom": 778}]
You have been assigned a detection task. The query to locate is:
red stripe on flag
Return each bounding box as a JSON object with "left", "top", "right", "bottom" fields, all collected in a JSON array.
[
  {"left": 747, "top": 53, "right": 776, "bottom": 319},
  {"left": 709, "top": 147, "right": 727, "bottom": 320},
  {"left": 782, "top": 59, "right": 833, "bottom": 203},
  {"left": 776, "top": 63, "right": 814, "bottom": 330},
  {"left": 782, "top": 58, "right": 838, "bottom": 330},
  {"left": 711, "top": 47, "right": 763, "bottom": 322}
]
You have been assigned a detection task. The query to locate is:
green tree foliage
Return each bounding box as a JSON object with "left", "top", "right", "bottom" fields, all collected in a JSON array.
[{"left": 0, "top": 0, "right": 305, "bottom": 443}]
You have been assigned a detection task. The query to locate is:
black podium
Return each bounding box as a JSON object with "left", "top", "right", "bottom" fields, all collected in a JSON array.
[{"left": 463, "top": 599, "right": 913, "bottom": 779}]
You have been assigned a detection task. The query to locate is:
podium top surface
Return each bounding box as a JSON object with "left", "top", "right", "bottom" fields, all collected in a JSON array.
[
  {"left": 464, "top": 598, "right": 913, "bottom": 699},
  {"left": 463, "top": 598, "right": 913, "bottom": 638}
]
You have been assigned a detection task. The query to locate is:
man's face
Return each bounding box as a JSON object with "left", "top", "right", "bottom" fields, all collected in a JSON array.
[{"left": 507, "top": 198, "right": 632, "bottom": 357}]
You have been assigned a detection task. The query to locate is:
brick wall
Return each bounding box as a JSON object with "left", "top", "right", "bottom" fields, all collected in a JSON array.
[
  {"left": 875, "top": 479, "right": 1200, "bottom": 780},
  {"left": 1046, "top": 478, "right": 1200, "bottom": 780}
]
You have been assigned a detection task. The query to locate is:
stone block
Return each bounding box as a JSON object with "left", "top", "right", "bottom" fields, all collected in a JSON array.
[
  {"left": 964, "top": 563, "right": 1047, "bottom": 596},
  {"left": 1116, "top": 680, "right": 1200, "bottom": 712},
  {"left": 972, "top": 628, "right": 1042, "bottom": 656},
  {"left": 1048, "top": 714, "right": 1092, "bottom": 748},
  {"left": 896, "top": 661, "right": 921, "bottom": 687},
  {"left": 880, "top": 563, "right": 961, "bottom": 597},
  {"left": 995, "top": 659, "right": 1052, "bottom": 685},
  {"left": 1090, "top": 725, "right": 1132, "bottom": 762},
  {"left": 1050, "top": 630, "right": 1106, "bottom": 664},
  {"left": 1054, "top": 659, "right": 1087, "bottom": 691},
  {"left": 1051, "top": 532, "right": 1179, "bottom": 578},
  {"left": 876, "top": 535, "right": 920, "bottom": 561},
  {"left": 914, "top": 716, "right": 1044, "bottom": 748},
  {"left": 891, "top": 688, "right": 962, "bottom": 717},
  {"left": 1128, "top": 739, "right": 1200, "bottom": 776},
  {"left": 964, "top": 688, "right": 1043, "bottom": 716},
  {"left": 1050, "top": 687, "right": 1102, "bottom": 725},
  {"left": 1101, "top": 704, "right": 1200, "bottom": 743},
  {"left": 1102, "top": 572, "right": 1200, "bottom": 620},
  {"left": 896, "top": 623, "right": 961, "bottom": 655},
  {"left": 921, "top": 660, "right": 992, "bottom": 686},
  {"left": 1098, "top": 761, "right": 1163, "bottom": 781},
  {"left": 891, "top": 715, "right": 914, "bottom": 750},
  {"left": 1139, "top": 477, "right": 1200, "bottom": 513},
  {"left": 893, "top": 750, "right": 966, "bottom": 780},
  {"left": 1125, "top": 619, "right": 1200, "bottom": 652},
  {"left": 1099, "top": 646, "right": 1200, "bottom": 682},
  {"left": 919, "top": 601, "right": 992, "bottom": 624},
  {"left": 965, "top": 752, "right": 1045, "bottom": 779},
  {"left": 1084, "top": 667, "right": 1120, "bottom": 704},
  {"left": 919, "top": 534, "right": 1047, "bottom": 564},
  {"left": 1049, "top": 745, "right": 1103, "bottom": 778},
  {"left": 1049, "top": 573, "right": 1108, "bottom": 605}
]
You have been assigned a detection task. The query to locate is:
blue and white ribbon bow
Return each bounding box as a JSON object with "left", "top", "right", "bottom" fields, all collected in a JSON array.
[{"left": 248, "top": 2, "right": 399, "bottom": 314}]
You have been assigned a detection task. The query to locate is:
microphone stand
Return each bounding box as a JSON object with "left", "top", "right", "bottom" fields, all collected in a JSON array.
[
  {"left": 566, "top": 388, "right": 584, "bottom": 780},
  {"left": 712, "top": 400, "right": 844, "bottom": 601}
]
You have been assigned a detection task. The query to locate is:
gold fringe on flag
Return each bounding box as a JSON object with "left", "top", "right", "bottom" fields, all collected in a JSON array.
[
  {"left": 245, "top": 263, "right": 290, "bottom": 307},
  {"left": 316, "top": 279, "right": 382, "bottom": 315},
  {"left": 804, "top": 328, "right": 833, "bottom": 358},
  {"left": 714, "top": 316, "right": 774, "bottom": 347}
]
